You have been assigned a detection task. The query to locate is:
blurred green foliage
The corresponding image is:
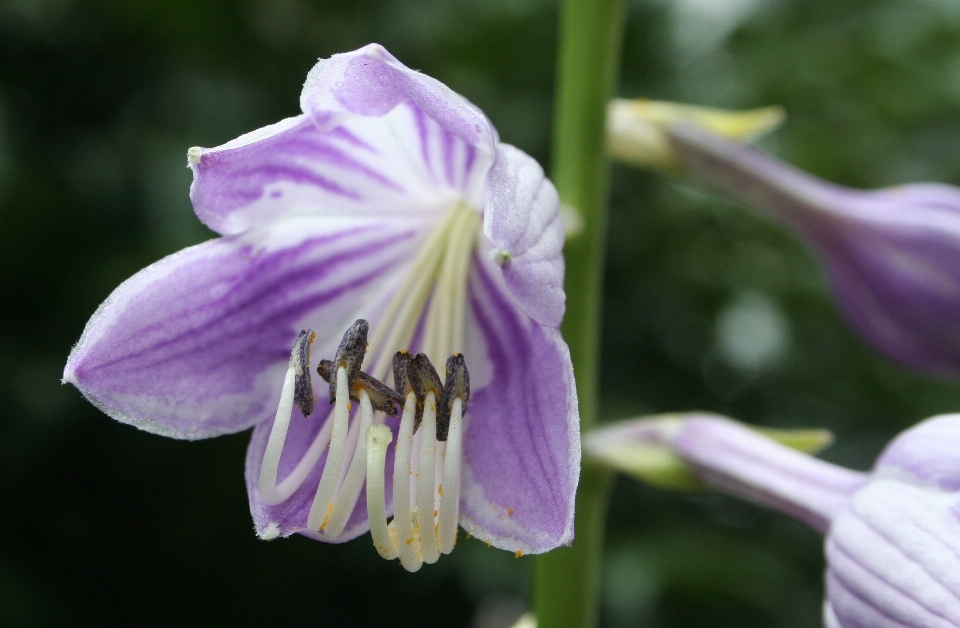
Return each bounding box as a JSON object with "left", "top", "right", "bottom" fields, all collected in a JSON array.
[{"left": 3, "top": 0, "right": 960, "bottom": 626}]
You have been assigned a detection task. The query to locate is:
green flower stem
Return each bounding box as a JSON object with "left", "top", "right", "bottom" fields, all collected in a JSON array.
[{"left": 534, "top": 0, "right": 625, "bottom": 626}]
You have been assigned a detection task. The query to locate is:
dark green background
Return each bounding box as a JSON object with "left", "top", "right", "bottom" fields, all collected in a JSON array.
[{"left": 3, "top": 0, "right": 960, "bottom": 625}]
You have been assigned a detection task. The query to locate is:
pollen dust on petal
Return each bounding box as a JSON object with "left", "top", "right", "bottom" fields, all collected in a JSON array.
[{"left": 515, "top": 550, "right": 524, "bottom": 558}]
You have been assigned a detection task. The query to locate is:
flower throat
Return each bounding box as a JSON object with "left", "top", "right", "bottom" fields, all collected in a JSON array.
[{"left": 257, "top": 202, "right": 478, "bottom": 572}]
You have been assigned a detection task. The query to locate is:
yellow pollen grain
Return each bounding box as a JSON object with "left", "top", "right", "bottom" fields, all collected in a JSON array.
[
  {"left": 438, "top": 484, "right": 444, "bottom": 497},
  {"left": 515, "top": 550, "right": 524, "bottom": 559},
  {"left": 319, "top": 503, "right": 333, "bottom": 531},
  {"left": 507, "top": 508, "right": 514, "bottom": 517}
]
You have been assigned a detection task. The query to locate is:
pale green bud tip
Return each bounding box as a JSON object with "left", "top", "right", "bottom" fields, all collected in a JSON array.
[
  {"left": 606, "top": 98, "right": 786, "bottom": 173},
  {"left": 584, "top": 412, "right": 833, "bottom": 491}
]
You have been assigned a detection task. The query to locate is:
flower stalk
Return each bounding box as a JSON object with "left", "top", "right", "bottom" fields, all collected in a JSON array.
[{"left": 534, "top": 0, "right": 625, "bottom": 626}]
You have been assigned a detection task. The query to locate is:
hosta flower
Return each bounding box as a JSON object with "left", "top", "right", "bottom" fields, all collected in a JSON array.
[
  {"left": 664, "top": 122, "right": 960, "bottom": 376},
  {"left": 62, "top": 44, "right": 579, "bottom": 571},
  {"left": 587, "top": 413, "right": 960, "bottom": 627}
]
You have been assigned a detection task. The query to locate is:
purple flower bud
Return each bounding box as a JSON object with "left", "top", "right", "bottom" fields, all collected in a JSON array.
[
  {"left": 826, "top": 415, "right": 960, "bottom": 628},
  {"left": 588, "top": 413, "right": 960, "bottom": 627},
  {"left": 668, "top": 123, "right": 960, "bottom": 376}
]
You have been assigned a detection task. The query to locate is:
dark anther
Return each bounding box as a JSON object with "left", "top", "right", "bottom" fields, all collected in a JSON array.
[
  {"left": 293, "top": 330, "right": 317, "bottom": 417},
  {"left": 328, "top": 319, "right": 369, "bottom": 405},
  {"left": 437, "top": 354, "right": 470, "bottom": 441},
  {"left": 392, "top": 350, "right": 424, "bottom": 426},
  {"left": 408, "top": 353, "right": 443, "bottom": 430},
  {"left": 392, "top": 351, "right": 413, "bottom": 400},
  {"left": 317, "top": 359, "right": 403, "bottom": 417},
  {"left": 356, "top": 373, "right": 404, "bottom": 416}
]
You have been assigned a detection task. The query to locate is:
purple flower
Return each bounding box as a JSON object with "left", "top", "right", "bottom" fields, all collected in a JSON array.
[
  {"left": 667, "top": 122, "right": 960, "bottom": 376},
  {"left": 62, "top": 44, "right": 579, "bottom": 571},
  {"left": 587, "top": 413, "right": 960, "bottom": 627}
]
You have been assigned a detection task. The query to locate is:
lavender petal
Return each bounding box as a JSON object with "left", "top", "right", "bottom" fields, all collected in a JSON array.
[
  {"left": 300, "top": 44, "right": 498, "bottom": 160},
  {"left": 63, "top": 214, "right": 418, "bottom": 440},
  {"left": 483, "top": 143, "right": 566, "bottom": 328},
  {"left": 826, "top": 480, "right": 960, "bottom": 627},
  {"left": 457, "top": 257, "right": 579, "bottom": 554}
]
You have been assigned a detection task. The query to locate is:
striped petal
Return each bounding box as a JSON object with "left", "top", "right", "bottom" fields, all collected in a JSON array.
[
  {"left": 457, "top": 258, "right": 579, "bottom": 554},
  {"left": 190, "top": 103, "right": 490, "bottom": 236},
  {"left": 189, "top": 44, "right": 498, "bottom": 237},
  {"left": 300, "top": 44, "right": 497, "bottom": 161},
  {"left": 826, "top": 480, "right": 960, "bottom": 628},
  {"left": 63, "top": 213, "right": 420, "bottom": 440},
  {"left": 483, "top": 143, "right": 565, "bottom": 328}
]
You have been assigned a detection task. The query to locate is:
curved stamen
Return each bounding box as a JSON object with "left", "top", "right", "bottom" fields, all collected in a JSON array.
[
  {"left": 260, "top": 330, "right": 334, "bottom": 505},
  {"left": 259, "top": 359, "right": 297, "bottom": 505},
  {"left": 417, "top": 390, "right": 440, "bottom": 564},
  {"left": 307, "top": 364, "right": 351, "bottom": 532},
  {"left": 438, "top": 353, "right": 469, "bottom": 554},
  {"left": 438, "top": 396, "right": 463, "bottom": 554},
  {"left": 393, "top": 392, "right": 422, "bottom": 571},
  {"left": 324, "top": 388, "right": 375, "bottom": 539},
  {"left": 366, "top": 422, "right": 397, "bottom": 560}
]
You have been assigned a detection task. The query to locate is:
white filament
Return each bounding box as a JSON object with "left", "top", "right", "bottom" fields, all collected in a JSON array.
[
  {"left": 392, "top": 393, "right": 422, "bottom": 572},
  {"left": 306, "top": 366, "right": 351, "bottom": 532},
  {"left": 323, "top": 389, "right": 375, "bottom": 539},
  {"left": 420, "top": 206, "right": 478, "bottom": 364},
  {"left": 365, "top": 422, "right": 397, "bottom": 560},
  {"left": 438, "top": 397, "right": 463, "bottom": 554},
  {"left": 417, "top": 391, "right": 440, "bottom": 564},
  {"left": 366, "top": 208, "right": 461, "bottom": 380},
  {"left": 259, "top": 355, "right": 334, "bottom": 505},
  {"left": 258, "top": 364, "right": 297, "bottom": 505}
]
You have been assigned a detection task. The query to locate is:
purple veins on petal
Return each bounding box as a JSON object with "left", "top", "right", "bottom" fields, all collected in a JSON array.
[
  {"left": 459, "top": 259, "right": 578, "bottom": 554},
  {"left": 64, "top": 219, "right": 414, "bottom": 440},
  {"left": 191, "top": 117, "right": 408, "bottom": 231}
]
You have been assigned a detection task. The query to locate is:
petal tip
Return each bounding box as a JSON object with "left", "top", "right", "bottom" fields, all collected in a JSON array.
[
  {"left": 257, "top": 522, "right": 281, "bottom": 541},
  {"left": 187, "top": 146, "right": 203, "bottom": 167}
]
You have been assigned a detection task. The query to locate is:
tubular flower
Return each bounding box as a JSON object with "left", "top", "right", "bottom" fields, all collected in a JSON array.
[
  {"left": 665, "top": 122, "right": 960, "bottom": 376},
  {"left": 587, "top": 413, "right": 960, "bottom": 628},
  {"left": 62, "top": 44, "right": 579, "bottom": 569}
]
